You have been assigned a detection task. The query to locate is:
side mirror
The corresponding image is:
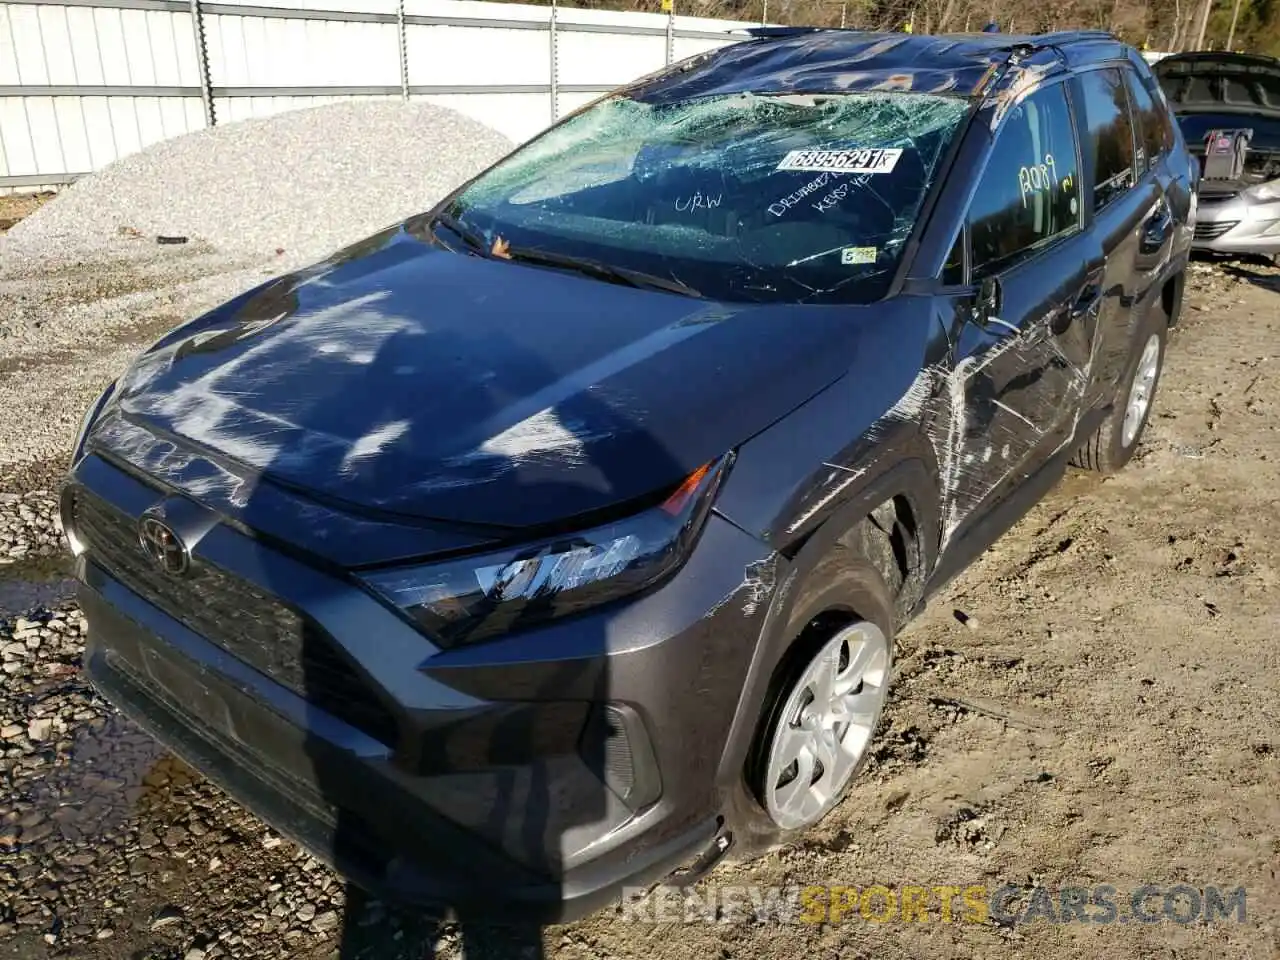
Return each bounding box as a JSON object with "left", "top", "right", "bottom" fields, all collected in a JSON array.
[{"left": 974, "top": 274, "right": 1002, "bottom": 326}]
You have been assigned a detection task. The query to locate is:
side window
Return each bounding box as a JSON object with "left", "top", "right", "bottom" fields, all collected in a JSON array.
[
  {"left": 969, "top": 83, "right": 1081, "bottom": 279},
  {"left": 1080, "top": 68, "right": 1137, "bottom": 211},
  {"left": 1122, "top": 67, "right": 1165, "bottom": 174},
  {"left": 1151, "top": 81, "right": 1178, "bottom": 153}
]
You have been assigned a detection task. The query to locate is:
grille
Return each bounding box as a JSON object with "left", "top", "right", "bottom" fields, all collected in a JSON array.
[
  {"left": 70, "top": 488, "right": 400, "bottom": 745},
  {"left": 1194, "top": 220, "right": 1239, "bottom": 241}
]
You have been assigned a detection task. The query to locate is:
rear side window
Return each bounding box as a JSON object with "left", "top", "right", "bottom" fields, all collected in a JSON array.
[
  {"left": 968, "top": 82, "right": 1081, "bottom": 278},
  {"left": 1122, "top": 68, "right": 1168, "bottom": 173},
  {"left": 1079, "top": 68, "right": 1137, "bottom": 210}
]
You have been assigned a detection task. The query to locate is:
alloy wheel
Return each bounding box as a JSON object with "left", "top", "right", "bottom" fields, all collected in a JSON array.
[
  {"left": 763, "top": 622, "right": 891, "bottom": 831},
  {"left": 1121, "top": 332, "right": 1161, "bottom": 448}
]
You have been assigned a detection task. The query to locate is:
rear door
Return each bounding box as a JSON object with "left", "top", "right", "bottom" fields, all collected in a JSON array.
[
  {"left": 1072, "top": 66, "right": 1159, "bottom": 406},
  {"left": 1127, "top": 52, "right": 1197, "bottom": 230}
]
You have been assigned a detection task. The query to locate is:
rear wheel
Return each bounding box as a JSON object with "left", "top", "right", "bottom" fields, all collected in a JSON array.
[{"left": 1072, "top": 299, "right": 1168, "bottom": 473}]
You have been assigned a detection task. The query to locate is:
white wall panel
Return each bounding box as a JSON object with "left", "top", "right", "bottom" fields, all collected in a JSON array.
[
  {"left": 0, "top": 0, "right": 753, "bottom": 189},
  {"left": 0, "top": 100, "right": 37, "bottom": 174},
  {"left": 0, "top": 7, "right": 22, "bottom": 86},
  {"left": 406, "top": 24, "right": 548, "bottom": 87},
  {"left": 93, "top": 8, "right": 134, "bottom": 85},
  {"left": 65, "top": 7, "right": 106, "bottom": 84},
  {"left": 557, "top": 31, "right": 664, "bottom": 87},
  {"left": 52, "top": 96, "right": 92, "bottom": 170},
  {"left": 37, "top": 5, "right": 80, "bottom": 85},
  {"left": 10, "top": 4, "right": 51, "bottom": 83}
]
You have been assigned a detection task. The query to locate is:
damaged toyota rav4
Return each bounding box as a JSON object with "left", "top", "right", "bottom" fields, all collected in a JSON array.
[{"left": 63, "top": 28, "right": 1192, "bottom": 922}]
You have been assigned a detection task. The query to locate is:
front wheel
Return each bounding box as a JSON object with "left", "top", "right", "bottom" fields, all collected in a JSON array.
[
  {"left": 729, "top": 544, "right": 897, "bottom": 859},
  {"left": 759, "top": 620, "right": 892, "bottom": 831},
  {"left": 1072, "top": 300, "right": 1168, "bottom": 473}
]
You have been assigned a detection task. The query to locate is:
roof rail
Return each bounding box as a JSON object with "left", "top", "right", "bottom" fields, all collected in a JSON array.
[
  {"left": 729, "top": 26, "right": 826, "bottom": 38},
  {"left": 1036, "top": 29, "right": 1117, "bottom": 43}
]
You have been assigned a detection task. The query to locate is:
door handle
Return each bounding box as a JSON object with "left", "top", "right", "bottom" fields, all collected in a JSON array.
[
  {"left": 1051, "top": 281, "right": 1101, "bottom": 336},
  {"left": 1141, "top": 203, "right": 1174, "bottom": 254},
  {"left": 1072, "top": 282, "right": 1102, "bottom": 313}
]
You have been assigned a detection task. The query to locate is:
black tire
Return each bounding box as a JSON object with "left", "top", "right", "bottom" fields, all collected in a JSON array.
[
  {"left": 1071, "top": 298, "right": 1169, "bottom": 474},
  {"left": 728, "top": 538, "right": 897, "bottom": 860}
]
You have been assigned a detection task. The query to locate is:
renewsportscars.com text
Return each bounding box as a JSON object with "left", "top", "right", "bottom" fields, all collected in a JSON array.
[{"left": 620, "top": 883, "right": 1248, "bottom": 926}]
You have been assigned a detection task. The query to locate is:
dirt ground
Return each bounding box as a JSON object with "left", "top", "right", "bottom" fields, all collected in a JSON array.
[
  {"left": 0, "top": 205, "right": 1277, "bottom": 957},
  {"left": 572, "top": 259, "right": 1280, "bottom": 960},
  {"left": 0, "top": 195, "right": 54, "bottom": 235}
]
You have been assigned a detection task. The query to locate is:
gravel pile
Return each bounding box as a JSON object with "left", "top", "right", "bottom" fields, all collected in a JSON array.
[
  {"left": 3, "top": 101, "right": 514, "bottom": 264},
  {"left": 0, "top": 100, "right": 514, "bottom": 483}
]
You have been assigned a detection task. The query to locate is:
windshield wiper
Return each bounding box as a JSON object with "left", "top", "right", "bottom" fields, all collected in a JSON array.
[
  {"left": 500, "top": 246, "right": 703, "bottom": 298},
  {"left": 429, "top": 211, "right": 491, "bottom": 257}
]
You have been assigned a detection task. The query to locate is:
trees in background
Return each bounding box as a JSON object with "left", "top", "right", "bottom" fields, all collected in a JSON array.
[{"left": 550, "top": 0, "right": 1280, "bottom": 57}]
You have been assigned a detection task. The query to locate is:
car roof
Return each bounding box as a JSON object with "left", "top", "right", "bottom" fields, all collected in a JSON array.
[{"left": 627, "top": 29, "right": 1131, "bottom": 103}]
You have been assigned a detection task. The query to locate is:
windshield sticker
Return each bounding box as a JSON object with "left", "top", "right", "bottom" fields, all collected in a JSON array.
[
  {"left": 776, "top": 148, "right": 903, "bottom": 174},
  {"left": 1018, "top": 153, "right": 1057, "bottom": 208},
  {"left": 841, "top": 246, "right": 877, "bottom": 265},
  {"left": 675, "top": 191, "right": 723, "bottom": 212}
]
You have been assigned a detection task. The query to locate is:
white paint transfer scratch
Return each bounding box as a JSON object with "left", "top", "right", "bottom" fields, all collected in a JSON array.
[
  {"left": 882, "top": 367, "right": 934, "bottom": 422},
  {"left": 936, "top": 355, "right": 972, "bottom": 547},
  {"left": 990, "top": 398, "right": 1039, "bottom": 432},
  {"left": 787, "top": 466, "right": 867, "bottom": 535}
]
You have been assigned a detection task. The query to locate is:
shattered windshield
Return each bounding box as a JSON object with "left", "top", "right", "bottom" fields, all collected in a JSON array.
[{"left": 445, "top": 91, "right": 970, "bottom": 304}]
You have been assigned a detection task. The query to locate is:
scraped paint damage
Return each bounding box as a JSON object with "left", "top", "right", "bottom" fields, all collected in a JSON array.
[
  {"left": 701, "top": 555, "right": 780, "bottom": 622},
  {"left": 787, "top": 299, "right": 1100, "bottom": 560},
  {"left": 740, "top": 558, "right": 777, "bottom": 617}
]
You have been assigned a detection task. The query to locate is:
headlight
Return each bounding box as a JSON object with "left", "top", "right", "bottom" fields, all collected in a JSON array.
[
  {"left": 361, "top": 455, "right": 732, "bottom": 649},
  {"left": 71, "top": 380, "right": 116, "bottom": 463},
  {"left": 1245, "top": 179, "right": 1280, "bottom": 203}
]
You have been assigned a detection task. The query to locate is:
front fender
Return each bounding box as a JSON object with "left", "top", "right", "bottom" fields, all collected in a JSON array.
[{"left": 713, "top": 298, "right": 950, "bottom": 555}]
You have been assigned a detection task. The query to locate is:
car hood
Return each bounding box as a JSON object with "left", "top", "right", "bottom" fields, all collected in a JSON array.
[
  {"left": 106, "top": 222, "right": 873, "bottom": 529},
  {"left": 1155, "top": 52, "right": 1280, "bottom": 122}
]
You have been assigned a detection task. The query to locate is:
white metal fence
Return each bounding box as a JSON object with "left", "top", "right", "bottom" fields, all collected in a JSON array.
[{"left": 0, "top": 0, "right": 757, "bottom": 191}]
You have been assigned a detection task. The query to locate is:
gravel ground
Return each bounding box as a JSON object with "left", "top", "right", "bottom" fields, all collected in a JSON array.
[
  {"left": 2, "top": 178, "right": 1279, "bottom": 956},
  {"left": 0, "top": 102, "right": 513, "bottom": 490}
]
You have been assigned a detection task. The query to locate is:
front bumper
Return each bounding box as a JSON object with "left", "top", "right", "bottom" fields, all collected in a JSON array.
[
  {"left": 1191, "top": 191, "right": 1280, "bottom": 254},
  {"left": 66, "top": 453, "right": 779, "bottom": 922}
]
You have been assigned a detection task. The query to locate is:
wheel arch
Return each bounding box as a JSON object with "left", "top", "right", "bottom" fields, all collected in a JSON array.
[
  {"left": 713, "top": 457, "right": 939, "bottom": 803},
  {"left": 1161, "top": 267, "right": 1185, "bottom": 327}
]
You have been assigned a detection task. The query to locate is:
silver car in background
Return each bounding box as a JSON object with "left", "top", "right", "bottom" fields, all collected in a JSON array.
[{"left": 1154, "top": 51, "right": 1280, "bottom": 264}]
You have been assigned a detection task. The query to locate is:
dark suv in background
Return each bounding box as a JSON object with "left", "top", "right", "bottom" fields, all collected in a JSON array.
[{"left": 62, "top": 29, "right": 1193, "bottom": 922}]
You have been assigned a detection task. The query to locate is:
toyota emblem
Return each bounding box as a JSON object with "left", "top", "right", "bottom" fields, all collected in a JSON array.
[{"left": 138, "top": 515, "right": 190, "bottom": 576}]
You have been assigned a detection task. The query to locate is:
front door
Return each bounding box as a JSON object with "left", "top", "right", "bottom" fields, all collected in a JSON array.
[{"left": 939, "top": 78, "right": 1104, "bottom": 550}]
